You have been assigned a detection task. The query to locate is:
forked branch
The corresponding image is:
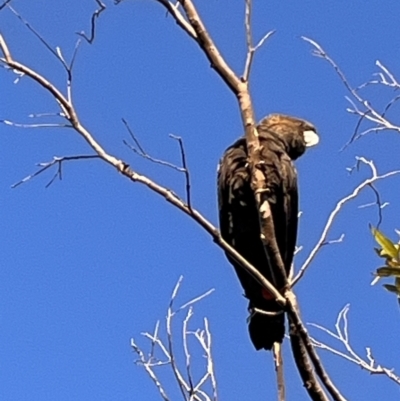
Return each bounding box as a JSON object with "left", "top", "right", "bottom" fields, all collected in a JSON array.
[
  {"left": 131, "top": 277, "right": 217, "bottom": 401},
  {"left": 293, "top": 157, "right": 400, "bottom": 286},
  {"left": 310, "top": 305, "right": 400, "bottom": 386}
]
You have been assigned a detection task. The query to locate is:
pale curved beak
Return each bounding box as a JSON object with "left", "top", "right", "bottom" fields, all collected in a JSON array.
[{"left": 303, "top": 130, "right": 319, "bottom": 147}]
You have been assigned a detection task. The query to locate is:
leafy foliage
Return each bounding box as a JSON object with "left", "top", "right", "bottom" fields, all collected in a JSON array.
[{"left": 371, "top": 226, "right": 400, "bottom": 298}]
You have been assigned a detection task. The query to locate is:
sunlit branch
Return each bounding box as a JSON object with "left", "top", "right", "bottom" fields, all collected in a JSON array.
[
  {"left": 310, "top": 305, "right": 400, "bottom": 386},
  {"left": 293, "top": 157, "right": 400, "bottom": 286},
  {"left": 11, "top": 155, "right": 100, "bottom": 189},
  {"left": 1, "top": 119, "right": 71, "bottom": 129},
  {"left": 2, "top": 12, "right": 339, "bottom": 400},
  {"left": 131, "top": 277, "right": 217, "bottom": 401},
  {"left": 286, "top": 293, "right": 346, "bottom": 401},
  {"left": 302, "top": 36, "right": 400, "bottom": 148},
  {"left": 0, "top": 29, "right": 287, "bottom": 314}
]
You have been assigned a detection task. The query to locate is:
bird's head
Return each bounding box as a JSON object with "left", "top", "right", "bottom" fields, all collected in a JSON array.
[{"left": 258, "top": 114, "right": 319, "bottom": 160}]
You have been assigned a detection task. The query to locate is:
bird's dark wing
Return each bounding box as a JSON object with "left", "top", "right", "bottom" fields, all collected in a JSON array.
[{"left": 217, "top": 135, "right": 299, "bottom": 350}]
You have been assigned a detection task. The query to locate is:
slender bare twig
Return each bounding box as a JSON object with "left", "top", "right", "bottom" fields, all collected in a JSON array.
[
  {"left": 182, "top": 307, "right": 195, "bottom": 398},
  {"left": 8, "top": 5, "right": 69, "bottom": 71},
  {"left": 6, "top": 4, "right": 81, "bottom": 102},
  {"left": 303, "top": 36, "right": 400, "bottom": 148},
  {"left": 292, "top": 157, "right": 400, "bottom": 286},
  {"left": 131, "top": 339, "right": 172, "bottom": 401},
  {"left": 11, "top": 155, "right": 100, "bottom": 188},
  {"left": 169, "top": 134, "right": 192, "bottom": 209},
  {"left": 1, "top": 119, "right": 71, "bottom": 129},
  {"left": 77, "top": 0, "right": 106, "bottom": 44},
  {"left": 0, "top": 0, "right": 12, "bottom": 11},
  {"left": 310, "top": 305, "right": 400, "bottom": 386},
  {"left": 363, "top": 183, "right": 385, "bottom": 228},
  {"left": 166, "top": 278, "right": 190, "bottom": 401},
  {"left": 153, "top": 1, "right": 197, "bottom": 39},
  {"left": 242, "top": 0, "right": 275, "bottom": 81},
  {"left": 122, "top": 120, "right": 185, "bottom": 173},
  {"left": 131, "top": 278, "right": 217, "bottom": 401}
]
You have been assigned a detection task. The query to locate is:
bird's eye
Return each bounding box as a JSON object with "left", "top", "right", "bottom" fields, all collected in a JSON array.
[{"left": 303, "top": 130, "right": 319, "bottom": 147}]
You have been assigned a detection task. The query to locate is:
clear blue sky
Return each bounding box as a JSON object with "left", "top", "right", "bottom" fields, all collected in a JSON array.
[{"left": 2, "top": 1, "right": 400, "bottom": 400}]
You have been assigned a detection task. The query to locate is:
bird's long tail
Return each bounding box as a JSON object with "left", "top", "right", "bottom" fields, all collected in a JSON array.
[{"left": 248, "top": 301, "right": 285, "bottom": 350}]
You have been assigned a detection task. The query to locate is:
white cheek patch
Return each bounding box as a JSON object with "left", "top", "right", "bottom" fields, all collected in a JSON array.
[{"left": 303, "top": 130, "right": 319, "bottom": 147}]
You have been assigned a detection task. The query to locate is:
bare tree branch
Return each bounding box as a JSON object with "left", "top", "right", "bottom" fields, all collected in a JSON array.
[
  {"left": 242, "top": 0, "right": 275, "bottom": 82},
  {"left": 169, "top": 134, "right": 192, "bottom": 210},
  {"left": 11, "top": 155, "right": 100, "bottom": 188},
  {"left": 310, "top": 305, "right": 400, "bottom": 386},
  {"left": 286, "top": 292, "right": 346, "bottom": 401},
  {"left": 302, "top": 36, "right": 400, "bottom": 148},
  {"left": 293, "top": 157, "right": 400, "bottom": 286},
  {"left": 131, "top": 277, "right": 217, "bottom": 401},
  {"left": 1, "top": 7, "right": 342, "bottom": 400},
  {"left": 77, "top": 0, "right": 106, "bottom": 44},
  {"left": 122, "top": 119, "right": 185, "bottom": 173},
  {"left": 0, "top": 0, "right": 12, "bottom": 11},
  {"left": 1, "top": 119, "right": 71, "bottom": 129}
]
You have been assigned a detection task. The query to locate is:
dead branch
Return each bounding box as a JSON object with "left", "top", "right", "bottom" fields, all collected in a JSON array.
[
  {"left": 147, "top": 6, "right": 344, "bottom": 398},
  {"left": 131, "top": 277, "right": 217, "bottom": 401},
  {"left": 169, "top": 134, "right": 192, "bottom": 209},
  {"left": 302, "top": 36, "right": 400, "bottom": 147},
  {"left": 122, "top": 119, "right": 185, "bottom": 173},
  {"left": 1, "top": 4, "right": 342, "bottom": 400},
  {"left": 11, "top": 155, "right": 100, "bottom": 188},
  {"left": 310, "top": 305, "right": 400, "bottom": 387},
  {"left": 77, "top": 0, "right": 106, "bottom": 44},
  {"left": 6, "top": 4, "right": 81, "bottom": 102},
  {"left": 286, "top": 292, "right": 346, "bottom": 401},
  {"left": 0, "top": 31, "right": 287, "bottom": 314},
  {"left": 242, "top": 0, "right": 275, "bottom": 81},
  {"left": 0, "top": 0, "right": 12, "bottom": 11},
  {"left": 292, "top": 157, "right": 400, "bottom": 286}
]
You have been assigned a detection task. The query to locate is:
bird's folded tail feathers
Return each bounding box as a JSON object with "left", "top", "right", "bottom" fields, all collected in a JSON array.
[{"left": 248, "top": 303, "right": 285, "bottom": 351}]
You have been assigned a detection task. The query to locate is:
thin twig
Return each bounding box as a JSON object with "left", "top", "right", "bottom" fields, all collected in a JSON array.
[
  {"left": 0, "top": 0, "right": 12, "bottom": 11},
  {"left": 77, "top": 0, "right": 106, "bottom": 44},
  {"left": 167, "top": 277, "right": 191, "bottom": 401},
  {"left": 169, "top": 134, "right": 192, "bottom": 209},
  {"left": 183, "top": 307, "right": 195, "bottom": 399},
  {"left": 12, "top": 155, "right": 100, "bottom": 188},
  {"left": 310, "top": 305, "right": 400, "bottom": 386},
  {"left": 131, "top": 278, "right": 216, "bottom": 401},
  {"left": 122, "top": 119, "right": 185, "bottom": 172},
  {"left": 131, "top": 338, "right": 172, "bottom": 401},
  {"left": 153, "top": 0, "right": 197, "bottom": 39},
  {"left": 303, "top": 36, "right": 400, "bottom": 148},
  {"left": 8, "top": 5, "right": 69, "bottom": 71},
  {"left": 292, "top": 157, "right": 400, "bottom": 286},
  {"left": 1, "top": 120, "right": 71, "bottom": 129}
]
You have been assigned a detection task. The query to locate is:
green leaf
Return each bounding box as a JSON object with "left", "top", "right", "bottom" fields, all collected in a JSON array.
[
  {"left": 388, "top": 258, "right": 400, "bottom": 268},
  {"left": 371, "top": 226, "right": 399, "bottom": 260},
  {"left": 383, "top": 284, "right": 400, "bottom": 295},
  {"left": 395, "top": 277, "right": 400, "bottom": 290},
  {"left": 376, "top": 266, "right": 400, "bottom": 277}
]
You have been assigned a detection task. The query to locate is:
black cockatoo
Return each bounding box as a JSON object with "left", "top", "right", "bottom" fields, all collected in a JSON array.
[{"left": 217, "top": 114, "right": 319, "bottom": 350}]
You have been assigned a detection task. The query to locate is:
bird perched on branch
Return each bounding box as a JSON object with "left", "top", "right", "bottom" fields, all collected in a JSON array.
[{"left": 217, "top": 114, "right": 319, "bottom": 350}]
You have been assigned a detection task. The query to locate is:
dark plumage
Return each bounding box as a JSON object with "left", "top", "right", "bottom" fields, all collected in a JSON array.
[{"left": 217, "top": 114, "right": 319, "bottom": 350}]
